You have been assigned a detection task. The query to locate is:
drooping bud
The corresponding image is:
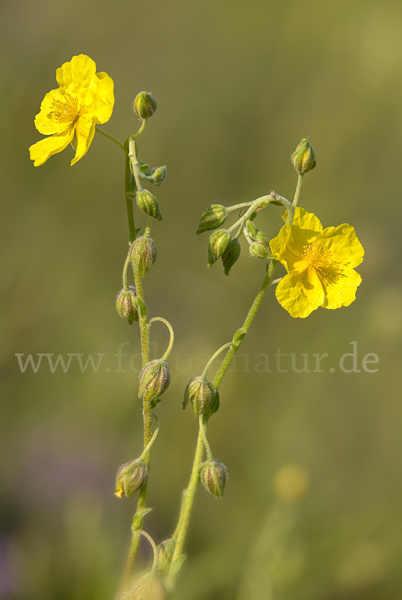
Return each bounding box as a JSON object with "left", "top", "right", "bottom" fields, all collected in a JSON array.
[
  {"left": 249, "top": 241, "right": 272, "bottom": 260},
  {"left": 136, "top": 190, "right": 162, "bottom": 221},
  {"left": 133, "top": 91, "right": 158, "bottom": 119},
  {"left": 115, "top": 459, "right": 148, "bottom": 498},
  {"left": 199, "top": 459, "right": 228, "bottom": 499},
  {"left": 203, "top": 388, "right": 220, "bottom": 419},
  {"left": 139, "top": 359, "right": 170, "bottom": 401},
  {"left": 291, "top": 138, "right": 316, "bottom": 175},
  {"left": 196, "top": 204, "right": 229, "bottom": 235},
  {"left": 183, "top": 376, "right": 217, "bottom": 416},
  {"left": 116, "top": 286, "right": 138, "bottom": 324},
  {"left": 157, "top": 538, "right": 176, "bottom": 574},
  {"left": 150, "top": 165, "right": 167, "bottom": 186},
  {"left": 221, "top": 238, "right": 241, "bottom": 275},
  {"left": 207, "top": 229, "right": 231, "bottom": 267},
  {"left": 131, "top": 574, "right": 167, "bottom": 600},
  {"left": 130, "top": 236, "right": 157, "bottom": 277}
]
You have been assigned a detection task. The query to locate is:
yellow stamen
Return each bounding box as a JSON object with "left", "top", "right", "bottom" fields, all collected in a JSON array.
[
  {"left": 50, "top": 92, "right": 79, "bottom": 124},
  {"left": 115, "top": 488, "right": 123, "bottom": 498},
  {"left": 303, "top": 242, "right": 343, "bottom": 285}
]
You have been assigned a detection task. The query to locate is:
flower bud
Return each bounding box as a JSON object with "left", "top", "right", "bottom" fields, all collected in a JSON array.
[
  {"left": 183, "top": 376, "right": 217, "bottom": 416},
  {"left": 291, "top": 138, "right": 316, "bottom": 175},
  {"left": 150, "top": 165, "right": 167, "bottom": 186},
  {"left": 203, "top": 388, "right": 220, "bottom": 419},
  {"left": 133, "top": 91, "right": 158, "bottom": 119},
  {"left": 115, "top": 459, "right": 148, "bottom": 498},
  {"left": 196, "top": 204, "right": 229, "bottom": 235},
  {"left": 222, "top": 238, "right": 241, "bottom": 275},
  {"left": 139, "top": 359, "right": 170, "bottom": 401},
  {"left": 207, "top": 229, "right": 231, "bottom": 267},
  {"left": 249, "top": 241, "right": 271, "bottom": 260},
  {"left": 136, "top": 190, "right": 162, "bottom": 221},
  {"left": 199, "top": 459, "right": 228, "bottom": 499},
  {"left": 131, "top": 574, "right": 167, "bottom": 600},
  {"left": 130, "top": 236, "right": 157, "bottom": 277},
  {"left": 157, "top": 538, "right": 175, "bottom": 573},
  {"left": 116, "top": 286, "right": 138, "bottom": 324}
]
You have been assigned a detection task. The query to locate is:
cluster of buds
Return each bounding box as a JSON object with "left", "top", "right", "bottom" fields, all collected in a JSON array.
[
  {"left": 245, "top": 220, "right": 272, "bottom": 260},
  {"left": 139, "top": 359, "right": 171, "bottom": 402},
  {"left": 199, "top": 459, "right": 228, "bottom": 499},
  {"left": 115, "top": 286, "right": 138, "bottom": 324},
  {"left": 115, "top": 459, "right": 148, "bottom": 498},
  {"left": 130, "top": 235, "right": 158, "bottom": 277},
  {"left": 183, "top": 376, "right": 220, "bottom": 417}
]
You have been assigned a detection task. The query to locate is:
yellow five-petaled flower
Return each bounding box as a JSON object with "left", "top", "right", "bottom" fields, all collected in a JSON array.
[
  {"left": 29, "top": 54, "right": 114, "bottom": 167},
  {"left": 270, "top": 207, "right": 364, "bottom": 318}
]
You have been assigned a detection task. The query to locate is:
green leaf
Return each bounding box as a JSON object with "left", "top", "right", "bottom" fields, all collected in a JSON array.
[
  {"left": 135, "top": 297, "right": 147, "bottom": 321},
  {"left": 169, "top": 554, "right": 187, "bottom": 577},
  {"left": 132, "top": 507, "right": 153, "bottom": 530},
  {"left": 233, "top": 329, "right": 247, "bottom": 345}
]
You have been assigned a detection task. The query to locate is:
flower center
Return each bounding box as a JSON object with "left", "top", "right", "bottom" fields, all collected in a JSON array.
[
  {"left": 50, "top": 92, "right": 79, "bottom": 124},
  {"left": 303, "top": 241, "right": 343, "bottom": 285}
]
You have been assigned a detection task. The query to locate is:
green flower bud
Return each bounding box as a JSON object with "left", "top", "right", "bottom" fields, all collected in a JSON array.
[
  {"left": 291, "top": 138, "right": 316, "bottom": 175},
  {"left": 199, "top": 459, "right": 228, "bottom": 499},
  {"left": 139, "top": 359, "right": 170, "bottom": 401},
  {"left": 203, "top": 388, "right": 220, "bottom": 419},
  {"left": 130, "top": 236, "right": 157, "bottom": 277},
  {"left": 246, "top": 220, "right": 269, "bottom": 244},
  {"left": 196, "top": 204, "right": 229, "bottom": 235},
  {"left": 115, "top": 286, "right": 138, "bottom": 324},
  {"left": 115, "top": 459, "right": 148, "bottom": 498},
  {"left": 207, "top": 229, "right": 231, "bottom": 267},
  {"left": 249, "top": 241, "right": 272, "bottom": 260},
  {"left": 136, "top": 190, "right": 162, "bottom": 221},
  {"left": 131, "top": 574, "right": 167, "bottom": 600},
  {"left": 157, "top": 538, "right": 176, "bottom": 574},
  {"left": 133, "top": 91, "right": 158, "bottom": 119},
  {"left": 150, "top": 165, "right": 167, "bottom": 186},
  {"left": 222, "top": 238, "right": 241, "bottom": 275},
  {"left": 183, "top": 376, "right": 217, "bottom": 416}
]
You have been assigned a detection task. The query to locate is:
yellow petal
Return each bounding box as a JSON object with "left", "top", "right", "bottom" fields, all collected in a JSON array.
[
  {"left": 316, "top": 223, "right": 364, "bottom": 269},
  {"left": 321, "top": 267, "right": 362, "bottom": 310},
  {"left": 275, "top": 268, "right": 325, "bottom": 318},
  {"left": 29, "top": 126, "right": 75, "bottom": 166},
  {"left": 270, "top": 223, "right": 320, "bottom": 273},
  {"left": 282, "top": 207, "right": 323, "bottom": 233},
  {"left": 34, "top": 89, "right": 73, "bottom": 135},
  {"left": 71, "top": 116, "right": 96, "bottom": 165},
  {"left": 56, "top": 54, "right": 96, "bottom": 91},
  {"left": 82, "top": 71, "right": 115, "bottom": 124}
]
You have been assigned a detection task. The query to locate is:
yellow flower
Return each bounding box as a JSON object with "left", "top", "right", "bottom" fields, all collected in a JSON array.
[
  {"left": 29, "top": 54, "right": 114, "bottom": 167},
  {"left": 270, "top": 207, "right": 364, "bottom": 318}
]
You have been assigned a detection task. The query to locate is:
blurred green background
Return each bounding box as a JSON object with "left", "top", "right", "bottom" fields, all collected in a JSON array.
[{"left": 1, "top": 0, "right": 402, "bottom": 598}]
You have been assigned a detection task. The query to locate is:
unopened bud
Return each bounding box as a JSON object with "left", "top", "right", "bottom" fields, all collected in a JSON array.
[
  {"left": 136, "top": 190, "right": 162, "bottom": 221},
  {"left": 131, "top": 574, "right": 167, "bottom": 600},
  {"left": 133, "top": 91, "right": 158, "bottom": 119},
  {"left": 139, "top": 359, "right": 170, "bottom": 401},
  {"left": 199, "top": 459, "right": 228, "bottom": 499},
  {"left": 157, "top": 538, "right": 175, "bottom": 573},
  {"left": 207, "top": 229, "right": 231, "bottom": 267},
  {"left": 196, "top": 204, "right": 228, "bottom": 235},
  {"left": 222, "top": 238, "right": 241, "bottom": 275},
  {"left": 183, "top": 376, "right": 217, "bottom": 416},
  {"left": 130, "top": 236, "right": 157, "bottom": 277},
  {"left": 291, "top": 138, "right": 316, "bottom": 175},
  {"left": 150, "top": 165, "right": 167, "bottom": 186},
  {"left": 249, "top": 241, "right": 272, "bottom": 260},
  {"left": 116, "top": 287, "right": 138, "bottom": 324},
  {"left": 115, "top": 459, "right": 148, "bottom": 498}
]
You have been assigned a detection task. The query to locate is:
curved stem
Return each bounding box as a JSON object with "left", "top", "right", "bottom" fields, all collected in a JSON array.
[
  {"left": 198, "top": 414, "right": 213, "bottom": 461},
  {"left": 96, "top": 127, "right": 125, "bottom": 151},
  {"left": 226, "top": 201, "right": 254, "bottom": 212},
  {"left": 135, "top": 530, "right": 159, "bottom": 573},
  {"left": 132, "top": 118, "right": 148, "bottom": 140},
  {"left": 139, "top": 415, "right": 160, "bottom": 461},
  {"left": 227, "top": 196, "right": 272, "bottom": 234},
  {"left": 201, "top": 342, "right": 232, "bottom": 380},
  {"left": 122, "top": 252, "right": 131, "bottom": 290},
  {"left": 125, "top": 148, "right": 137, "bottom": 244},
  {"left": 149, "top": 317, "right": 175, "bottom": 361}
]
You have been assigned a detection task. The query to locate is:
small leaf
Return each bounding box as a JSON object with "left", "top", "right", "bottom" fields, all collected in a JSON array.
[
  {"left": 233, "top": 329, "right": 247, "bottom": 345},
  {"left": 132, "top": 507, "right": 153, "bottom": 531},
  {"left": 135, "top": 297, "right": 147, "bottom": 321},
  {"left": 138, "top": 161, "right": 151, "bottom": 174},
  {"left": 169, "top": 554, "right": 187, "bottom": 577}
]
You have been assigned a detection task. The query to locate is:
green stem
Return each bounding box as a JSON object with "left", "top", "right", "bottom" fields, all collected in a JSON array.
[
  {"left": 199, "top": 414, "right": 213, "bottom": 461},
  {"left": 149, "top": 317, "right": 175, "bottom": 361},
  {"left": 125, "top": 149, "right": 137, "bottom": 244},
  {"left": 201, "top": 342, "right": 232, "bottom": 380},
  {"left": 227, "top": 196, "right": 272, "bottom": 234},
  {"left": 122, "top": 252, "right": 131, "bottom": 290},
  {"left": 293, "top": 174, "right": 304, "bottom": 207},
  {"left": 96, "top": 127, "right": 125, "bottom": 151},
  {"left": 226, "top": 201, "right": 254, "bottom": 212},
  {"left": 132, "top": 118, "right": 148, "bottom": 140}
]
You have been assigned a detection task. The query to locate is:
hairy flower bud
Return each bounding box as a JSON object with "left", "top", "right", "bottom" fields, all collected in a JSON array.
[
  {"left": 291, "top": 138, "right": 316, "bottom": 175},
  {"left": 207, "top": 229, "right": 231, "bottom": 267},
  {"left": 130, "top": 236, "right": 157, "bottom": 277},
  {"left": 196, "top": 204, "right": 229, "bottom": 235},
  {"left": 139, "top": 359, "right": 170, "bottom": 401},
  {"left": 136, "top": 190, "right": 162, "bottom": 221},
  {"left": 150, "top": 165, "right": 167, "bottom": 186},
  {"left": 249, "top": 241, "right": 272, "bottom": 260},
  {"left": 199, "top": 459, "right": 228, "bottom": 499},
  {"left": 115, "top": 459, "right": 148, "bottom": 498},
  {"left": 183, "top": 376, "right": 217, "bottom": 416},
  {"left": 116, "top": 286, "right": 138, "bottom": 324},
  {"left": 157, "top": 538, "right": 176, "bottom": 574},
  {"left": 133, "top": 91, "right": 158, "bottom": 119},
  {"left": 131, "top": 574, "right": 167, "bottom": 600},
  {"left": 222, "top": 238, "right": 241, "bottom": 275}
]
